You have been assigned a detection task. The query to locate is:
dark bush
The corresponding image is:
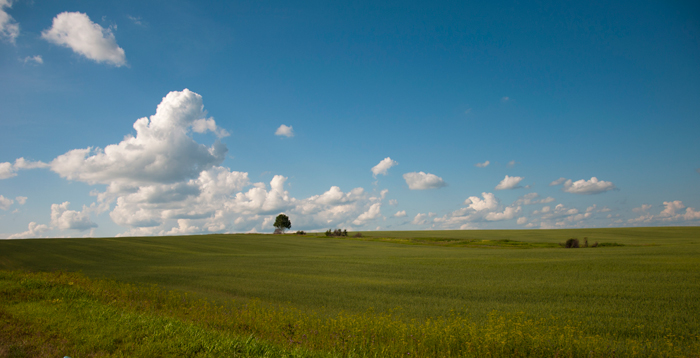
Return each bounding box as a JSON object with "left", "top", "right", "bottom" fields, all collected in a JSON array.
[
  {"left": 295, "top": 231, "right": 306, "bottom": 235},
  {"left": 353, "top": 232, "right": 363, "bottom": 238},
  {"left": 565, "top": 238, "right": 580, "bottom": 248},
  {"left": 325, "top": 229, "right": 348, "bottom": 237}
]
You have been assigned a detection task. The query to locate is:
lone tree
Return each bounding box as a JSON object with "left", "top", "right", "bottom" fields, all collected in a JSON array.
[{"left": 273, "top": 214, "right": 292, "bottom": 234}]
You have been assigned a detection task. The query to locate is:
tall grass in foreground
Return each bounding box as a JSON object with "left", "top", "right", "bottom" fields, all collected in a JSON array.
[{"left": 2, "top": 270, "right": 698, "bottom": 357}]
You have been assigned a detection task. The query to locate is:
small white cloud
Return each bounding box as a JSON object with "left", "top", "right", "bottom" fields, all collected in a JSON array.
[
  {"left": 7, "top": 222, "right": 50, "bottom": 239},
  {"left": 659, "top": 200, "right": 685, "bottom": 218},
  {"left": 51, "top": 201, "right": 97, "bottom": 231},
  {"left": 275, "top": 124, "right": 294, "bottom": 137},
  {"left": 517, "top": 217, "right": 527, "bottom": 225},
  {"left": 0, "top": 162, "right": 15, "bottom": 179},
  {"left": 403, "top": 172, "right": 447, "bottom": 190},
  {"left": 632, "top": 204, "right": 652, "bottom": 213},
  {"left": 371, "top": 157, "right": 398, "bottom": 177},
  {"left": 389, "top": 199, "right": 398, "bottom": 206},
  {"left": 485, "top": 206, "right": 521, "bottom": 221},
  {"left": 465, "top": 192, "right": 499, "bottom": 211},
  {"left": 393, "top": 210, "right": 406, "bottom": 218},
  {"left": 0, "top": 195, "right": 13, "bottom": 210},
  {"left": 353, "top": 203, "right": 382, "bottom": 225},
  {"left": 166, "top": 219, "right": 199, "bottom": 235},
  {"left": 15, "top": 196, "right": 27, "bottom": 205},
  {"left": 0, "top": 157, "right": 51, "bottom": 179},
  {"left": 629, "top": 200, "right": 700, "bottom": 224},
  {"left": 561, "top": 177, "right": 616, "bottom": 195},
  {"left": 495, "top": 175, "right": 524, "bottom": 190},
  {"left": 0, "top": 0, "right": 19, "bottom": 43},
  {"left": 412, "top": 213, "right": 428, "bottom": 225},
  {"left": 22, "top": 55, "right": 43, "bottom": 64},
  {"left": 42, "top": 12, "right": 127, "bottom": 67},
  {"left": 507, "top": 160, "right": 517, "bottom": 167},
  {"left": 628, "top": 213, "right": 653, "bottom": 224},
  {"left": 475, "top": 160, "right": 490, "bottom": 168},
  {"left": 501, "top": 96, "right": 510, "bottom": 102}
]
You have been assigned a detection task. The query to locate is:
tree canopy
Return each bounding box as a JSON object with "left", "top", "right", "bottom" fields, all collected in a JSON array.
[{"left": 274, "top": 214, "right": 292, "bottom": 233}]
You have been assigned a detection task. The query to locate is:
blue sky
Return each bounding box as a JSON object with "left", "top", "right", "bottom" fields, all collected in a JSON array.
[{"left": 1, "top": 0, "right": 699, "bottom": 238}]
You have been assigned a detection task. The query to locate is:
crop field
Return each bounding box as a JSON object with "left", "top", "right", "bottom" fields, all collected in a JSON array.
[{"left": 1, "top": 227, "right": 699, "bottom": 357}]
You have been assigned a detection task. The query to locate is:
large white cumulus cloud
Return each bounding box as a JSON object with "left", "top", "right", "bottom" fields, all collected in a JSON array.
[
  {"left": 51, "top": 89, "right": 227, "bottom": 185},
  {"left": 42, "top": 12, "right": 126, "bottom": 66},
  {"left": 7, "top": 89, "right": 394, "bottom": 237}
]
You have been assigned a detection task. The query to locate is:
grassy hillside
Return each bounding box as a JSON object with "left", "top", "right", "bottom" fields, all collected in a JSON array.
[{"left": 1, "top": 227, "right": 699, "bottom": 357}]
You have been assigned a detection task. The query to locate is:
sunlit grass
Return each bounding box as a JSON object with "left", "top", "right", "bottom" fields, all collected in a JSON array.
[{"left": 1, "top": 270, "right": 698, "bottom": 357}]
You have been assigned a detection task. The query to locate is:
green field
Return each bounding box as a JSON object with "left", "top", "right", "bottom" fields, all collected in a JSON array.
[{"left": 1, "top": 227, "right": 699, "bottom": 357}]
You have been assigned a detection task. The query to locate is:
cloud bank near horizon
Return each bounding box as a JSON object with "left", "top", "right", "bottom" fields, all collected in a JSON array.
[{"left": 1, "top": 89, "right": 698, "bottom": 239}]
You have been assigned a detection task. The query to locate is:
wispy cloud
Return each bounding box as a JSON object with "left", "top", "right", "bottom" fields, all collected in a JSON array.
[
  {"left": 127, "top": 15, "right": 144, "bottom": 26},
  {"left": 393, "top": 210, "right": 406, "bottom": 217},
  {"left": 22, "top": 55, "right": 43, "bottom": 65},
  {"left": 475, "top": 160, "right": 489, "bottom": 168}
]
